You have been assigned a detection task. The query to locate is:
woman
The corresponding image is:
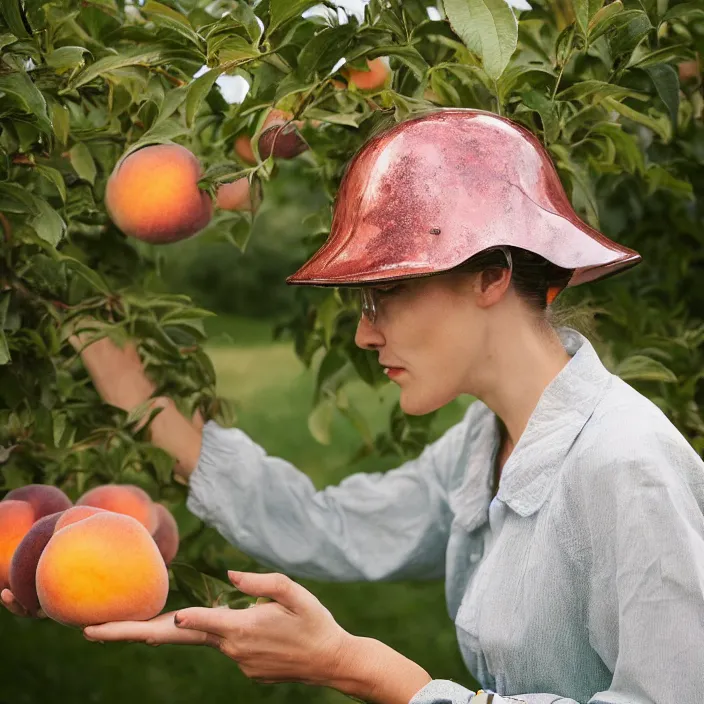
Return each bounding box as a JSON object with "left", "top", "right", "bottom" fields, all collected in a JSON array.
[{"left": 4, "top": 109, "right": 704, "bottom": 704}]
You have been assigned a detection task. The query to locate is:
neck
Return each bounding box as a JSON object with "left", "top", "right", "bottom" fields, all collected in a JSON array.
[{"left": 470, "top": 320, "right": 572, "bottom": 451}]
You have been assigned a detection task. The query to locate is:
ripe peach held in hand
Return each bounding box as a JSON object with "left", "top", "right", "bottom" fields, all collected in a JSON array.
[
  {"left": 77, "top": 484, "right": 158, "bottom": 534},
  {"left": 0, "top": 500, "right": 36, "bottom": 590},
  {"left": 9, "top": 511, "right": 64, "bottom": 616},
  {"left": 105, "top": 143, "right": 213, "bottom": 244},
  {"left": 36, "top": 513, "right": 169, "bottom": 628},
  {"left": 4, "top": 484, "right": 72, "bottom": 519},
  {"left": 152, "top": 503, "right": 180, "bottom": 566},
  {"left": 54, "top": 506, "right": 106, "bottom": 532}
]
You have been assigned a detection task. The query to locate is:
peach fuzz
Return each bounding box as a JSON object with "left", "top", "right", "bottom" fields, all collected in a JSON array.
[
  {"left": 4, "top": 484, "right": 72, "bottom": 519},
  {"left": 342, "top": 57, "right": 390, "bottom": 91},
  {"left": 152, "top": 503, "right": 180, "bottom": 566},
  {"left": 9, "top": 511, "right": 65, "bottom": 615},
  {"left": 105, "top": 143, "right": 213, "bottom": 244},
  {"left": 0, "top": 500, "right": 36, "bottom": 589},
  {"left": 77, "top": 484, "right": 158, "bottom": 534},
  {"left": 54, "top": 505, "right": 107, "bottom": 532},
  {"left": 36, "top": 513, "right": 169, "bottom": 628}
]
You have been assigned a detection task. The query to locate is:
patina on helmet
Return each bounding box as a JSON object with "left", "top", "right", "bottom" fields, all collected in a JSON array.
[{"left": 286, "top": 108, "right": 641, "bottom": 291}]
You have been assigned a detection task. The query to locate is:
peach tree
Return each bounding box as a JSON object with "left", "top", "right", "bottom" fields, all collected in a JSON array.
[{"left": 1, "top": 0, "right": 703, "bottom": 603}]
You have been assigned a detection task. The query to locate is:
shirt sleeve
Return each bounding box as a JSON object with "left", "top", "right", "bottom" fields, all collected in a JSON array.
[{"left": 186, "top": 413, "right": 470, "bottom": 582}]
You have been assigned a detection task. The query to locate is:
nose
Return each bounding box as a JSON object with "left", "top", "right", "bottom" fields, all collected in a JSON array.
[{"left": 355, "top": 314, "right": 385, "bottom": 350}]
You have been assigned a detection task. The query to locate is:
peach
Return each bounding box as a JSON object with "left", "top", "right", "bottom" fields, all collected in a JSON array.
[
  {"left": 54, "top": 506, "right": 107, "bottom": 532},
  {"left": 4, "top": 484, "right": 72, "bottom": 519},
  {"left": 105, "top": 143, "right": 213, "bottom": 244},
  {"left": 342, "top": 57, "right": 390, "bottom": 91},
  {"left": 36, "top": 513, "right": 169, "bottom": 627},
  {"left": 216, "top": 178, "right": 254, "bottom": 212},
  {"left": 152, "top": 503, "right": 179, "bottom": 566},
  {"left": 77, "top": 484, "right": 158, "bottom": 534},
  {"left": 0, "top": 500, "right": 36, "bottom": 589},
  {"left": 234, "top": 134, "right": 257, "bottom": 165},
  {"left": 9, "top": 511, "right": 64, "bottom": 615},
  {"left": 259, "top": 123, "right": 308, "bottom": 159}
]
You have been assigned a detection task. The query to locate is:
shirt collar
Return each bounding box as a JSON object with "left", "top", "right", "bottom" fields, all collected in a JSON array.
[{"left": 495, "top": 327, "right": 614, "bottom": 517}]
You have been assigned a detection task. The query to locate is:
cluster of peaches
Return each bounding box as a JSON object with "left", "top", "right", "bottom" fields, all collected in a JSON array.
[
  {"left": 105, "top": 58, "right": 390, "bottom": 245},
  {"left": 0, "top": 483, "right": 178, "bottom": 628}
]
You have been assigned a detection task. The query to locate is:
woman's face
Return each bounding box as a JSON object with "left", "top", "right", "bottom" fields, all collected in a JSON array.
[{"left": 354, "top": 272, "right": 488, "bottom": 415}]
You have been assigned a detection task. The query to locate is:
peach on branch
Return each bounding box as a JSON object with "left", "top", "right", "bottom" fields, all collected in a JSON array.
[{"left": 105, "top": 143, "right": 213, "bottom": 244}]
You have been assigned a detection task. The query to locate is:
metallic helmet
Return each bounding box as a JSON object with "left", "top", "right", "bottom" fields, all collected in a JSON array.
[{"left": 286, "top": 108, "right": 640, "bottom": 290}]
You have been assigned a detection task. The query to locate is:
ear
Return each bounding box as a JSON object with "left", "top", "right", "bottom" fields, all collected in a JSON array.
[{"left": 472, "top": 267, "right": 512, "bottom": 308}]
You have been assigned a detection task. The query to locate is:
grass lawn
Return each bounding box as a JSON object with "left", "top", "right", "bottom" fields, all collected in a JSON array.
[{"left": 0, "top": 316, "right": 478, "bottom": 703}]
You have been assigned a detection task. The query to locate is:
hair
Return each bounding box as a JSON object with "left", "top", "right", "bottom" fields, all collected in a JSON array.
[{"left": 451, "top": 247, "right": 577, "bottom": 330}]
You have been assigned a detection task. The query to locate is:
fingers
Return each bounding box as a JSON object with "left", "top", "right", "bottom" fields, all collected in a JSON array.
[
  {"left": 227, "top": 571, "right": 314, "bottom": 613},
  {"left": 1, "top": 589, "right": 30, "bottom": 618},
  {"left": 174, "top": 606, "right": 244, "bottom": 641},
  {"left": 83, "top": 612, "right": 212, "bottom": 646}
]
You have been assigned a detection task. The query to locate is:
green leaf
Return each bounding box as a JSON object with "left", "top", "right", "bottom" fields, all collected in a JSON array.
[
  {"left": 211, "top": 34, "right": 260, "bottom": 63},
  {"left": 646, "top": 164, "right": 693, "bottom": 198},
  {"left": 0, "top": 71, "right": 52, "bottom": 133},
  {"left": 170, "top": 562, "right": 252, "bottom": 608},
  {"left": 588, "top": 1, "right": 624, "bottom": 41},
  {"left": 140, "top": 1, "right": 204, "bottom": 47},
  {"left": 590, "top": 122, "right": 645, "bottom": 174},
  {"left": 185, "top": 68, "right": 223, "bottom": 127},
  {"left": 614, "top": 354, "right": 677, "bottom": 383},
  {"left": 574, "top": 0, "right": 605, "bottom": 38},
  {"left": 443, "top": 0, "right": 518, "bottom": 80},
  {"left": 69, "top": 142, "right": 97, "bottom": 185},
  {"left": 302, "top": 108, "right": 366, "bottom": 127},
  {"left": 59, "top": 254, "right": 111, "bottom": 294},
  {"left": 63, "top": 48, "right": 177, "bottom": 93},
  {"left": 557, "top": 80, "right": 648, "bottom": 102},
  {"left": 50, "top": 102, "right": 70, "bottom": 144},
  {"left": 519, "top": 89, "right": 560, "bottom": 143},
  {"left": 231, "top": 2, "right": 263, "bottom": 43},
  {"left": 0, "top": 0, "right": 31, "bottom": 39},
  {"left": 46, "top": 46, "right": 89, "bottom": 72},
  {"left": 662, "top": 1, "right": 704, "bottom": 22},
  {"left": 298, "top": 25, "right": 357, "bottom": 79},
  {"left": 0, "top": 33, "right": 18, "bottom": 51},
  {"left": 374, "top": 45, "right": 429, "bottom": 79},
  {"left": 497, "top": 63, "right": 555, "bottom": 103},
  {"left": 0, "top": 293, "right": 11, "bottom": 365},
  {"left": 602, "top": 96, "right": 671, "bottom": 142},
  {"left": 308, "top": 396, "right": 335, "bottom": 445},
  {"left": 607, "top": 11, "right": 652, "bottom": 60},
  {"left": 641, "top": 63, "right": 679, "bottom": 129},
  {"left": 36, "top": 165, "right": 67, "bottom": 202},
  {"left": 267, "top": 0, "right": 321, "bottom": 36},
  {"left": 627, "top": 44, "right": 690, "bottom": 68},
  {"left": 30, "top": 196, "right": 66, "bottom": 246}
]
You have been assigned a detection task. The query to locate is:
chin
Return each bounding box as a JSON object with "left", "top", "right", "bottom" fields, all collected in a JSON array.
[{"left": 399, "top": 388, "right": 456, "bottom": 416}]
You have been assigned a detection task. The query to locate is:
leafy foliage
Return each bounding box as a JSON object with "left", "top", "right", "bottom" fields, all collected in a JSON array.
[{"left": 0, "top": 0, "right": 703, "bottom": 607}]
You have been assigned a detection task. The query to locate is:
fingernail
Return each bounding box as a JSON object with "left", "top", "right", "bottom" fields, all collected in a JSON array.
[
  {"left": 228, "top": 570, "right": 243, "bottom": 584},
  {"left": 173, "top": 613, "right": 183, "bottom": 627}
]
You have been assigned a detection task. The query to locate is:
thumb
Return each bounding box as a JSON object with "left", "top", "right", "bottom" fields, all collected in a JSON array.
[{"left": 228, "top": 571, "right": 312, "bottom": 612}]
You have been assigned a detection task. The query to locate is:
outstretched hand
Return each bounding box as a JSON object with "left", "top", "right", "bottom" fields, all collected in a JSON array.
[{"left": 83, "top": 571, "right": 353, "bottom": 687}]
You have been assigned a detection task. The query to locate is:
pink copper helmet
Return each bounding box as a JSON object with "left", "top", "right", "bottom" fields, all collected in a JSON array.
[{"left": 286, "top": 108, "right": 641, "bottom": 293}]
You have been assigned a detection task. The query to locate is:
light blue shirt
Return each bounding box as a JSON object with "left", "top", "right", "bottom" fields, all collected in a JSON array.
[{"left": 187, "top": 328, "right": 704, "bottom": 703}]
